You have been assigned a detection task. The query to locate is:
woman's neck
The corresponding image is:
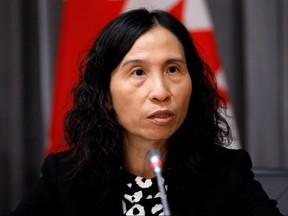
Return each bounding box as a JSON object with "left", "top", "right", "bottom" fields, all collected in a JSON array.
[{"left": 123, "top": 137, "right": 168, "bottom": 179}]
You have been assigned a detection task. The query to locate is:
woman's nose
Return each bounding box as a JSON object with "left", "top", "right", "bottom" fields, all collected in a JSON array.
[{"left": 148, "top": 77, "right": 171, "bottom": 102}]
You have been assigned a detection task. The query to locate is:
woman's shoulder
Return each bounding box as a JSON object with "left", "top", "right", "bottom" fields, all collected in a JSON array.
[
  {"left": 202, "top": 147, "right": 253, "bottom": 174},
  {"left": 214, "top": 147, "right": 251, "bottom": 163},
  {"left": 43, "top": 149, "right": 74, "bottom": 168},
  {"left": 41, "top": 149, "right": 75, "bottom": 184},
  {"left": 44, "top": 148, "right": 73, "bottom": 161}
]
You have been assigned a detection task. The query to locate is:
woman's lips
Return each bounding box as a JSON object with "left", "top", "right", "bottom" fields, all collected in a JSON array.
[{"left": 147, "top": 110, "right": 175, "bottom": 125}]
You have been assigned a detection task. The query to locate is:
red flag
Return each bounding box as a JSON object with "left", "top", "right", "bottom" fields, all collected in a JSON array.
[
  {"left": 46, "top": 0, "right": 126, "bottom": 155},
  {"left": 47, "top": 0, "right": 240, "bottom": 155}
]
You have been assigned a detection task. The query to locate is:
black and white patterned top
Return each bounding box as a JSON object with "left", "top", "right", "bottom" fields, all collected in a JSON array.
[{"left": 120, "top": 169, "right": 168, "bottom": 215}]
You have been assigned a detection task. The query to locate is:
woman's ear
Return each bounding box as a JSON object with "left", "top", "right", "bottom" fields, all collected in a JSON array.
[{"left": 105, "top": 92, "right": 113, "bottom": 110}]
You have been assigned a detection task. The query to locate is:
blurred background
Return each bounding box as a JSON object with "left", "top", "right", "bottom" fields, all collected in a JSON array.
[{"left": 0, "top": 0, "right": 287, "bottom": 214}]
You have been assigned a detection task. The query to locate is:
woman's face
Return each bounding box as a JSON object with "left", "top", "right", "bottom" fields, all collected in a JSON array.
[{"left": 109, "top": 25, "right": 192, "bottom": 144}]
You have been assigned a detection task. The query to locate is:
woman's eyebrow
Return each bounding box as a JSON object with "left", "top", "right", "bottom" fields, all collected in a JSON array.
[
  {"left": 165, "top": 57, "right": 186, "bottom": 64},
  {"left": 122, "top": 57, "right": 186, "bottom": 66},
  {"left": 122, "top": 59, "right": 144, "bottom": 68}
]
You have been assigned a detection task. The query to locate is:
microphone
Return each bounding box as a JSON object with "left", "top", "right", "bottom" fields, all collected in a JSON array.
[{"left": 148, "top": 149, "right": 171, "bottom": 215}]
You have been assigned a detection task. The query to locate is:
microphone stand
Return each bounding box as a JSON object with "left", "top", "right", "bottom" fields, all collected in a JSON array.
[{"left": 148, "top": 149, "right": 171, "bottom": 216}]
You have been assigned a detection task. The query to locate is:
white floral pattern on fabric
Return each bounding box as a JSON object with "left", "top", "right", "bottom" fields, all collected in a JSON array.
[
  {"left": 151, "top": 204, "right": 163, "bottom": 214},
  {"left": 124, "top": 191, "right": 143, "bottom": 203},
  {"left": 126, "top": 204, "right": 145, "bottom": 215},
  {"left": 135, "top": 177, "right": 153, "bottom": 188},
  {"left": 120, "top": 169, "right": 168, "bottom": 215}
]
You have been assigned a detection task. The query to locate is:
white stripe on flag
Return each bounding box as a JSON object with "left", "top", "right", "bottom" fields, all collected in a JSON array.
[
  {"left": 123, "top": 0, "right": 178, "bottom": 12},
  {"left": 184, "top": 0, "right": 213, "bottom": 31}
]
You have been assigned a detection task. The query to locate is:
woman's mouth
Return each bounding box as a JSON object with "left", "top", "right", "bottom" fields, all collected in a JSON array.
[{"left": 147, "top": 110, "right": 175, "bottom": 125}]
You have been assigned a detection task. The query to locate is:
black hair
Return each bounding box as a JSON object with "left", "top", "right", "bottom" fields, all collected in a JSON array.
[{"left": 64, "top": 8, "right": 231, "bottom": 204}]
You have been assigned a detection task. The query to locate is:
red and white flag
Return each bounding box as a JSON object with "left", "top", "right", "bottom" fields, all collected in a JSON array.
[{"left": 46, "top": 0, "right": 240, "bottom": 155}]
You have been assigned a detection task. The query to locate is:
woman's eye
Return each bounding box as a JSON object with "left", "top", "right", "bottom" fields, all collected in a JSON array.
[
  {"left": 168, "top": 66, "right": 178, "bottom": 73},
  {"left": 132, "top": 69, "right": 145, "bottom": 76}
]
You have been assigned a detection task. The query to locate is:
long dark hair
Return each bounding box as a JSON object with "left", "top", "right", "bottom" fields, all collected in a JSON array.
[{"left": 64, "top": 7, "right": 231, "bottom": 197}]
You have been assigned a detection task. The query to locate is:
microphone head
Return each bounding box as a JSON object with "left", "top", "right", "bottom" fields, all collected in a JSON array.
[{"left": 148, "top": 149, "right": 162, "bottom": 172}]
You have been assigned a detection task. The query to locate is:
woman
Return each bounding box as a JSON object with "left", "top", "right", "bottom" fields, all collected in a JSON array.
[{"left": 11, "top": 8, "right": 282, "bottom": 216}]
